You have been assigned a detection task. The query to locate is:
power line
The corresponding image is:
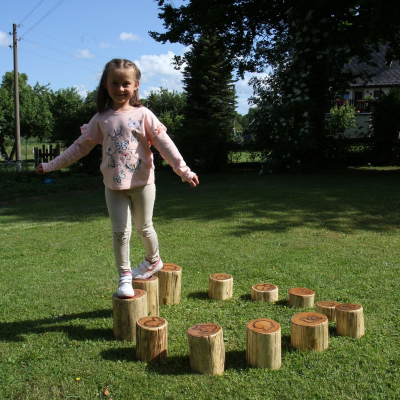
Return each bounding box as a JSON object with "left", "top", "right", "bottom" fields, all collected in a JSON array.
[
  {"left": 20, "top": 0, "right": 67, "bottom": 40},
  {"left": 19, "top": 0, "right": 47, "bottom": 25}
]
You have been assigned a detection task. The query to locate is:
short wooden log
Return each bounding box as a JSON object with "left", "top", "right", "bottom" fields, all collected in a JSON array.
[
  {"left": 209, "top": 273, "right": 233, "bottom": 300},
  {"left": 336, "top": 303, "right": 365, "bottom": 338},
  {"left": 246, "top": 318, "right": 281, "bottom": 369},
  {"left": 112, "top": 290, "right": 147, "bottom": 342},
  {"left": 251, "top": 283, "right": 278, "bottom": 302},
  {"left": 155, "top": 263, "right": 182, "bottom": 305},
  {"left": 290, "top": 312, "right": 329, "bottom": 351},
  {"left": 133, "top": 275, "right": 159, "bottom": 316},
  {"left": 187, "top": 323, "right": 225, "bottom": 375},
  {"left": 316, "top": 300, "right": 341, "bottom": 322},
  {"left": 288, "top": 287, "right": 315, "bottom": 308},
  {"left": 136, "top": 316, "right": 168, "bottom": 363}
]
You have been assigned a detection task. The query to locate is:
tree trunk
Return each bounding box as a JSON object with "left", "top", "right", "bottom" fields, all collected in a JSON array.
[
  {"left": 316, "top": 300, "right": 341, "bottom": 322},
  {"left": 251, "top": 283, "right": 278, "bottom": 302},
  {"left": 246, "top": 318, "right": 281, "bottom": 369},
  {"left": 187, "top": 323, "right": 225, "bottom": 375},
  {"left": 336, "top": 303, "right": 365, "bottom": 338},
  {"left": 136, "top": 316, "right": 168, "bottom": 363},
  {"left": 133, "top": 275, "right": 159, "bottom": 316},
  {"left": 291, "top": 312, "right": 328, "bottom": 351},
  {"left": 288, "top": 287, "right": 315, "bottom": 308},
  {"left": 209, "top": 273, "right": 233, "bottom": 300},
  {"left": 155, "top": 263, "right": 182, "bottom": 305}
]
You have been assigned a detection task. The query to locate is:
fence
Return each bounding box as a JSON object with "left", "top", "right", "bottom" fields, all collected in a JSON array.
[{"left": 33, "top": 144, "right": 61, "bottom": 163}]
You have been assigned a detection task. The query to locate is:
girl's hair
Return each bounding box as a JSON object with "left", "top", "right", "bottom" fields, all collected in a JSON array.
[{"left": 96, "top": 59, "right": 142, "bottom": 112}]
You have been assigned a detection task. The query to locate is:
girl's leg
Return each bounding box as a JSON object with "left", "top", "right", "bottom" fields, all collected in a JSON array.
[
  {"left": 105, "top": 187, "right": 132, "bottom": 275},
  {"left": 127, "top": 183, "right": 160, "bottom": 263}
]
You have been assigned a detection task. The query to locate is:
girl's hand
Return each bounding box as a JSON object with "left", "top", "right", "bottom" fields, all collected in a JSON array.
[
  {"left": 35, "top": 164, "right": 45, "bottom": 174},
  {"left": 189, "top": 174, "right": 199, "bottom": 187}
]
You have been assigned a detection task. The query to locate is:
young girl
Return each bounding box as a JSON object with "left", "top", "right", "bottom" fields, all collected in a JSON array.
[{"left": 36, "top": 58, "right": 199, "bottom": 298}]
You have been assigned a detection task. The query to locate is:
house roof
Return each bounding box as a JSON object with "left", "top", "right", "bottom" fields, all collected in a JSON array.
[{"left": 345, "top": 48, "right": 400, "bottom": 87}]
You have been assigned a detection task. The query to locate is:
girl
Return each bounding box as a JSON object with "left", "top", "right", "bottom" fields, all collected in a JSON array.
[{"left": 36, "top": 59, "right": 199, "bottom": 298}]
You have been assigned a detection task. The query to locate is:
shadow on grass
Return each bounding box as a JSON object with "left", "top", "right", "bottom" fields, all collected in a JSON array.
[
  {"left": 187, "top": 291, "right": 209, "bottom": 300},
  {"left": 0, "top": 309, "right": 114, "bottom": 342},
  {"left": 100, "top": 347, "right": 137, "bottom": 363},
  {"left": 145, "top": 355, "right": 192, "bottom": 375}
]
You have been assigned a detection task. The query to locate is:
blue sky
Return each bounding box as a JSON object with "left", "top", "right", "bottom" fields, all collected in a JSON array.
[{"left": 0, "top": 0, "right": 254, "bottom": 115}]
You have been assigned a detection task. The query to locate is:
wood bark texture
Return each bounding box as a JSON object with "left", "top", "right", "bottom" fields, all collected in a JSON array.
[
  {"left": 316, "top": 300, "right": 341, "bottom": 322},
  {"left": 133, "top": 275, "right": 159, "bottom": 316},
  {"left": 209, "top": 273, "right": 233, "bottom": 300},
  {"left": 187, "top": 323, "right": 225, "bottom": 375},
  {"left": 136, "top": 316, "right": 168, "bottom": 363},
  {"left": 288, "top": 287, "right": 315, "bottom": 308},
  {"left": 112, "top": 290, "right": 147, "bottom": 342},
  {"left": 336, "top": 303, "right": 365, "bottom": 338},
  {"left": 251, "top": 283, "right": 278, "bottom": 302},
  {"left": 290, "top": 312, "right": 329, "bottom": 351},
  {"left": 246, "top": 318, "right": 281, "bottom": 369},
  {"left": 155, "top": 263, "right": 182, "bottom": 305}
]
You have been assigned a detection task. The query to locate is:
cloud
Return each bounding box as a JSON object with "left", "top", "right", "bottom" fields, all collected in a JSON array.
[
  {"left": 75, "top": 49, "right": 95, "bottom": 59},
  {"left": 100, "top": 42, "right": 111, "bottom": 49},
  {"left": 0, "top": 31, "right": 12, "bottom": 47},
  {"left": 74, "top": 84, "right": 89, "bottom": 98},
  {"left": 119, "top": 32, "right": 141, "bottom": 41}
]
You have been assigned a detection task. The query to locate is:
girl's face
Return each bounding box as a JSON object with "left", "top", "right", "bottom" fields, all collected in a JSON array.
[{"left": 104, "top": 67, "right": 139, "bottom": 111}]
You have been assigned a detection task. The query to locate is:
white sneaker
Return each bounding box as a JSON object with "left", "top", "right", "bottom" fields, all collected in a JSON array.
[
  {"left": 116, "top": 274, "right": 135, "bottom": 298},
  {"left": 131, "top": 258, "right": 163, "bottom": 279}
]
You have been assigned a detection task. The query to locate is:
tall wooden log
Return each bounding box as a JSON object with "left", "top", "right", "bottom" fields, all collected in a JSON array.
[
  {"left": 136, "top": 316, "right": 168, "bottom": 363},
  {"left": 288, "top": 287, "right": 315, "bottom": 308},
  {"left": 133, "top": 275, "right": 159, "bottom": 316},
  {"left": 155, "top": 263, "right": 182, "bottom": 305},
  {"left": 209, "top": 273, "right": 233, "bottom": 300},
  {"left": 187, "top": 323, "right": 225, "bottom": 375},
  {"left": 316, "top": 300, "right": 341, "bottom": 322},
  {"left": 290, "top": 312, "right": 329, "bottom": 351},
  {"left": 246, "top": 318, "right": 281, "bottom": 369},
  {"left": 251, "top": 283, "right": 278, "bottom": 302},
  {"left": 112, "top": 290, "right": 147, "bottom": 342},
  {"left": 336, "top": 303, "right": 365, "bottom": 338}
]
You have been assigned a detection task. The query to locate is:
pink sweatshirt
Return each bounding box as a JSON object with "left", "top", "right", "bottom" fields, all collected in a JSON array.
[{"left": 43, "top": 106, "right": 195, "bottom": 190}]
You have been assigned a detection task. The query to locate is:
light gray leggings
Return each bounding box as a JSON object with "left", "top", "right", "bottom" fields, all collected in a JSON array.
[{"left": 105, "top": 184, "right": 159, "bottom": 275}]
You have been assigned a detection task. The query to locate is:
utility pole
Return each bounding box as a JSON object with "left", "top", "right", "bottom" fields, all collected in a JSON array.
[{"left": 12, "top": 23, "right": 21, "bottom": 170}]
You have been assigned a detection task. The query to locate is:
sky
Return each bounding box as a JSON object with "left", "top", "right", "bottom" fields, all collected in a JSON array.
[{"left": 0, "top": 0, "right": 255, "bottom": 115}]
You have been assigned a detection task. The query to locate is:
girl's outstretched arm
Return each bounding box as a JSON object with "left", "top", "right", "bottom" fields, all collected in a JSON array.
[{"left": 189, "top": 174, "right": 199, "bottom": 187}]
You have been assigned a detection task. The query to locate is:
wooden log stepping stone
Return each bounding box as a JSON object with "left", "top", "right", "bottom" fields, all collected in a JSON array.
[
  {"left": 251, "top": 283, "right": 278, "bottom": 302},
  {"left": 288, "top": 287, "right": 315, "bottom": 308},
  {"left": 290, "top": 312, "right": 329, "bottom": 351},
  {"left": 187, "top": 323, "right": 225, "bottom": 375},
  {"left": 336, "top": 303, "right": 365, "bottom": 338},
  {"left": 112, "top": 290, "right": 147, "bottom": 342},
  {"left": 136, "top": 316, "right": 168, "bottom": 363},
  {"left": 316, "top": 300, "right": 341, "bottom": 322},
  {"left": 133, "top": 275, "right": 159, "bottom": 316},
  {"left": 246, "top": 318, "right": 281, "bottom": 369},
  {"left": 155, "top": 263, "right": 182, "bottom": 305},
  {"left": 209, "top": 273, "right": 233, "bottom": 300}
]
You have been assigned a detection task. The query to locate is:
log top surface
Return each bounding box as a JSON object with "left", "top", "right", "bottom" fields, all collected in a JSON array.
[
  {"left": 289, "top": 287, "right": 315, "bottom": 296},
  {"left": 137, "top": 316, "right": 167, "bottom": 329},
  {"left": 210, "top": 273, "right": 232, "bottom": 281},
  {"left": 336, "top": 303, "right": 362, "bottom": 311},
  {"left": 252, "top": 283, "right": 277, "bottom": 292},
  {"left": 187, "top": 323, "right": 222, "bottom": 337},
  {"left": 317, "top": 300, "right": 341, "bottom": 308},
  {"left": 247, "top": 318, "right": 280, "bottom": 334},
  {"left": 133, "top": 275, "right": 158, "bottom": 282},
  {"left": 161, "top": 263, "right": 182, "bottom": 272},
  {"left": 291, "top": 312, "right": 327, "bottom": 326},
  {"left": 113, "top": 289, "right": 146, "bottom": 300}
]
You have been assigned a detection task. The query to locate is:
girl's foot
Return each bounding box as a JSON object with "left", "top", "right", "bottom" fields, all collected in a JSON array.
[
  {"left": 132, "top": 258, "right": 163, "bottom": 279},
  {"left": 117, "top": 273, "right": 135, "bottom": 298}
]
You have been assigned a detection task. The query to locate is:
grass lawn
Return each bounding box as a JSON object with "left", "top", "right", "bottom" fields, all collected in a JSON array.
[{"left": 0, "top": 167, "right": 399, "bottom": 399}]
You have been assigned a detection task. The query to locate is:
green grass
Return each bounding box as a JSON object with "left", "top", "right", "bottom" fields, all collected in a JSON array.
[{"left": 1, "top": 167, "right": 400, "bottom": 399}]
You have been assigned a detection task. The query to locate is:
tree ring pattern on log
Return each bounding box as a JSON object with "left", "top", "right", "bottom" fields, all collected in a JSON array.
[
  {"left": 210, "top": 273, "right": 232, "bottom": 281},
  {"left": 253, "top": 283, "right": 277, "bottom": 292},
  {"left": 133, "top": 275, "right": 158, "bottom": 282},
  {"left": 138, "top": 316, "right": 166, "bottom": 328},
  {"left": 187, "top": 323, "right": 221, "bottom": 337},
  {"left": 247, "top": 318, "right": 280, "bottom": 334},
  {"left": 291, "top": 312, "right": 327, "bottom": 326},
  {"left": 162, "top": 263, "right": 181, "bottom": 272},
  {"left": 289, "top": 287, "right": 315, "bottom": 296},
  {"left": 317, "top": 300, "right": 340, "bottom": 308},
  {"left": 336, "top": 303, "right": 362, "bottom": 311}
]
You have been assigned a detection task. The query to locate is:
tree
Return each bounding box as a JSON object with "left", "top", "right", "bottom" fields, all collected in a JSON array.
[
  {"left": 151, "top": 0, "right": 400, "bottom": 171},
  {"left": 174, "top": 32, "right": 235, "bottom": 171}
]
